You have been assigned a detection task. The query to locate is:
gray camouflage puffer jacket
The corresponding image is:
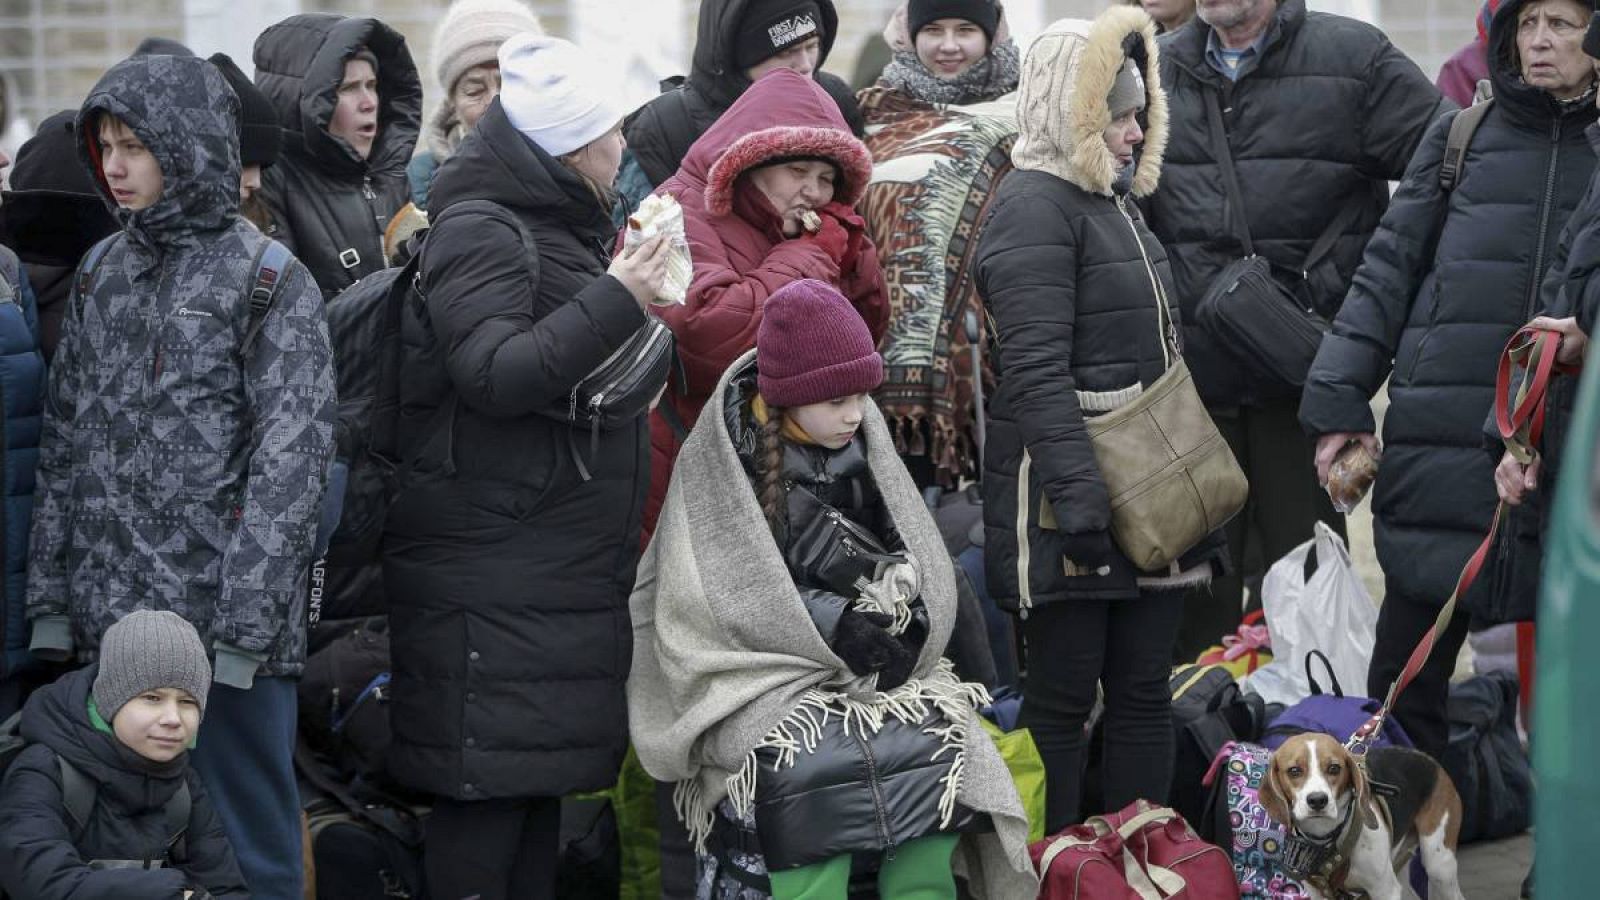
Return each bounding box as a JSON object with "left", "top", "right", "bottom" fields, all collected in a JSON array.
[{"left": 25, "top": 54, "right": 337, "bottom": 680}]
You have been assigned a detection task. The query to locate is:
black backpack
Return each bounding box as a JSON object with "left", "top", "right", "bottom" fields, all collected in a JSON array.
[
  {"left": 296, "top": 617, "right": 394, "bottom": 783},
  {"left": 310, "top": 200, "right": 537, "bottom": 625},
  {"left": 0, "top": 710, "right": 192, "bottom": 876},
  {"left": 308, "top": 252, "right": 419, "bottom": 626},
  {"left": 1441, "top": 670, "right": 1533, "bottom": 843}
]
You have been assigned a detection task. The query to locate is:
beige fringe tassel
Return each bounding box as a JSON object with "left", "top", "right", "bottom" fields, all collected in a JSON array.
[{"left": 671, "top": 659, "right": 991, "bottom": 853}]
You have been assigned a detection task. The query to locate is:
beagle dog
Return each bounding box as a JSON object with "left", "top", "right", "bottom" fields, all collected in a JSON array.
[{"left": 1260, "top": 733, "right": 1466, "bottom": 900}]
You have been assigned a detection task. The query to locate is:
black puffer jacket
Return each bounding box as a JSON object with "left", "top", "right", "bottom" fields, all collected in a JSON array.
[
  {"left": 718, "top": 363, "right": 968, "bottom": 872},
  {"left": 381, "top": 98, "right": 649, "bottom": 801},
  {"left": 0, "top": 667, "right": 246, "bottom": 900},
  {"left": 1474, "top": 123, "right": 1600, "bottom": 626},
  {"left": 724, "top": 369, "right": 927, "bottom": 678},
  {"left": 0, "top": 109, "right": 119, "bottom": 360},
  {"left": 622, "top": 0, "right": 862, "bottom": 191},
  {"left": 1300, "top": 0, "right": 1598, "bottom": 614},
  {"left": 253, "top": 15, "right": 421, "bottom": 300},
  {"left": 1145, "top": 0, "right": 1447, "bottom": 406},
  {"left": 975, "top": 11, "right": 1225, "bottom": 611}
]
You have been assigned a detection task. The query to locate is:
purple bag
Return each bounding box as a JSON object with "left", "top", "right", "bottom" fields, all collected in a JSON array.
[{"left": 1260, "top": 651, "right": 1413, "bottom": 751}]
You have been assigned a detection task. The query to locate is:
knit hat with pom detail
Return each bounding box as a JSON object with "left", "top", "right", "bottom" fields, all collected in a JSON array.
[
  {"left": 92, "top": 610, "right": 212, "bottom": 721},
  {"left": 431, "top": 0, "right": 543, "bottom": 96},
  {"left": 757, "top": 279, "right": 883, "bottom": 408}
]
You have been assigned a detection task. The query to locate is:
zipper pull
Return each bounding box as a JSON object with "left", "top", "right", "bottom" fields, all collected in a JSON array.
[
  {"left": 362, "top": 176, "right": 376, "bottom": 201},
  {"left": 568, "top": 387, "right": 580, "bottom": 422}
]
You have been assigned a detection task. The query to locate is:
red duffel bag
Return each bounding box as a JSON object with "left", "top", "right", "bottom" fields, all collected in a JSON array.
[{"left": 1031, "top": 800, "right": 1240, "bottom": 900}]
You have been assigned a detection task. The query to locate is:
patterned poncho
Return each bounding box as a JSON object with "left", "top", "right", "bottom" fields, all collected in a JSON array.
[{"left": 858, "top": 86, "right": 1020, "bottom": 485}]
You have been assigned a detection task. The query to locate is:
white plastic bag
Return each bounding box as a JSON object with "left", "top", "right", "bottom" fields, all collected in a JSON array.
[{"left": 1242, "top": 522, "right": 1378, "bottom": 706}]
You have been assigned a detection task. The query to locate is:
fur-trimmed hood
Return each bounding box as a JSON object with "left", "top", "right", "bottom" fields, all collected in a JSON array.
[
  {"left": 1011, "top": 6, "right": 1168, "bottom": 198},
  {"left": 678, "top": 68, "right": 873, "bottom": 218}
]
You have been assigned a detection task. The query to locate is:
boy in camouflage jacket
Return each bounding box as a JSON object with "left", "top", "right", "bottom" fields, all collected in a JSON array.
[{"left": 25, "top": 52, "right": 336, "bottom": 900}]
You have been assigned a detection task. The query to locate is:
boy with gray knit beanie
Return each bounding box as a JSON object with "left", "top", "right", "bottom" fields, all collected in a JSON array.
[{"left": 0, "top": 610, "right": 248, "bottom": 898}]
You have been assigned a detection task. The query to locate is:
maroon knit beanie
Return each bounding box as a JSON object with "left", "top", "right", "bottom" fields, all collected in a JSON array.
[{"left": 757, "top": 279, "right": 883, "bottom": 408}]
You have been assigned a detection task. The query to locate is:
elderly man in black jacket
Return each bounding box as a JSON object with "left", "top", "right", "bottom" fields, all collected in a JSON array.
[
  {"left": 1144, "top": 0, "right": 1448, "bottom": 657},
  {"left": 1301, "top": 0, "right": 1599, "bottom": 759},
  {"left": 253, "top": 14, "right": 422, "bottom": 300}
]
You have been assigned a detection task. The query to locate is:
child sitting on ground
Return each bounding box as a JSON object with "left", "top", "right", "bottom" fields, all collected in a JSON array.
[
  {"left": 0, "top": 610, "right": 248, "bottom": 899},
  {"left": 628, "top": 279, "right": 1035, "bottom": 899}
]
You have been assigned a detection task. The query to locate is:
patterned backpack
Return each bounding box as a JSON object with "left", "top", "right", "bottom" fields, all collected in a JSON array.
[{"left": 1199, "top": 741, "right": 1308, "bottom": 898}]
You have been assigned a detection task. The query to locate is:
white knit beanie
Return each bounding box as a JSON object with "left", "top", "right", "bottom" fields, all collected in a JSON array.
[
  {"left": 431, "top": 0, "right": 544, "bottom": 97},
  {"left": 498, "top": 33, "right": 629, "bottom": 158}
]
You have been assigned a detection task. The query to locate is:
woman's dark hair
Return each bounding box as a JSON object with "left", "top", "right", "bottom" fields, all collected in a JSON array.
[{"left": 759, "top": 405, "right": 787, "bottom": 536}]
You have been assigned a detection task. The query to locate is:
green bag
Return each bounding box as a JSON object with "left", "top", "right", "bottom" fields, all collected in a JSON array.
[
  {"left": 980, "top": 718, "right": 1047, "bottom": 842},
  {"left": 612, "top": 745, "right": 662, "bottom": 900}
]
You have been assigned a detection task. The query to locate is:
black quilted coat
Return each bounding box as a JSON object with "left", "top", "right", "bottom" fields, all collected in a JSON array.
[
  {"left": 1144, "top": 0, "right": 1447, "bottom": 406},
  {"left": 253, "top": 14, "right": 422, "bottom": 299},
  {"left": 381, "top": 99, "right": 650, "bottom": 801},
  {"left": 1299, "top": 0, "right": 1599, "bottom": 614}
]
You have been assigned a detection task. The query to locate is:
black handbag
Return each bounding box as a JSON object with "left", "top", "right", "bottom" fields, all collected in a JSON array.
[
  {"left": 1194, "top": 88, "right": 1361, "bottom": 391},
  {"left": 784, "top": 486, "right": 904, "bottom": 599},
  {"left": 562, "top": 316, "right": 676, "bottom": 480}
]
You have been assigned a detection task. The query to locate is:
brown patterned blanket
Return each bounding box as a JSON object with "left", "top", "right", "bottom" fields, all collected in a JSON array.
[{"left": 858, "top": 86, "right": 1019, "bottom": 486}]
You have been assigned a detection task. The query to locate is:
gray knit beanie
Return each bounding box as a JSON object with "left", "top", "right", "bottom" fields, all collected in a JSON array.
[
  {"left": 92, "top": 610, "right": 212, "bottom": 720},
  {"left": 1107, "top": 57, "right": 1147, "bottom": 119}
]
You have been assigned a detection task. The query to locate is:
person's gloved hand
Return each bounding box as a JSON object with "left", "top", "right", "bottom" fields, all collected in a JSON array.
[
  {"left": 878, "top": 632, "right": 919, "bottom": 691},
  {"left": 817, "top": 201, "right": 868, "bottom": 272},
  {"left": 1060, "top": 529, "right": 1115, "bottom": 574},
  {"left": 834, "top": 609, "right": 909, "bottom": 678},
  {"left": 802, "top": 210, "right": 850, "bottom": 266}
]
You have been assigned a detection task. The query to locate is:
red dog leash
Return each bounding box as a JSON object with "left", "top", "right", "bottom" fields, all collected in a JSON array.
[{"left": 1346, "top": 326, "right": 1576, "bottom": 754}]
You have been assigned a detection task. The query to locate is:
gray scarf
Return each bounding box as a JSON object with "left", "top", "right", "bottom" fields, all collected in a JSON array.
[
  {"left": 627, "top": 350, "right": 1036, "bottom": 898},
  {"left": 878, "top": 38, "right": 1021, "bottom": 106}
]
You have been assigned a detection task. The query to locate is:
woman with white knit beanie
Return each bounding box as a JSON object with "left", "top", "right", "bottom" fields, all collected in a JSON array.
[{"left": 406, "top": 0, "right": 543, "bottom": 207}]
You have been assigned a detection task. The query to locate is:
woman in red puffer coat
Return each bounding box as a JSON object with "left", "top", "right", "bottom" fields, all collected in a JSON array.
[{"left": 642, "top": 67, "right": 888, "bottom": 539}]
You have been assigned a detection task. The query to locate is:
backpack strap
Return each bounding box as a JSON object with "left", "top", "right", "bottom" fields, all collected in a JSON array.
[
  {"left": 71, "top": 234, "right": 124, "bottom": 313},
  {"left": 240, "top": 238, "right": 294, "bottom": 358},
  {"left": 57, "top": 754, "right": 193, "bottom": 861},
  {"left": 164, "top": 780, "right": 191, "bottom": 862},
  {"left": 1439, "top": 98, "right": 1494, "bottom": 194},
  {"left": 55, "top": 755, "right": 97, "bottom": 840}
]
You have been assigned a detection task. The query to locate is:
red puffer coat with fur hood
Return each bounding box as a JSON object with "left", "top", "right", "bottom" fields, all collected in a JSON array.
[{"left": 642, "top": 68, "right": 888, "bottom": 538}]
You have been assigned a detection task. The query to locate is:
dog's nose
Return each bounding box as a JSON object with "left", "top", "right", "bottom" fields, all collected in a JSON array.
[{"left": 1307, "top": 792, "right": 1329, "bottom": 812}]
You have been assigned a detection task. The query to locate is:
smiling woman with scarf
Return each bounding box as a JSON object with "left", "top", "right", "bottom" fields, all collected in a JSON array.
[{"left": 874, "top": 0, "right": 1020, "bottom": 107}]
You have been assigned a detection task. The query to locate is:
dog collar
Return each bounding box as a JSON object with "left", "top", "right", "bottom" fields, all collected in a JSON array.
[{"left": 1282, "top": 799, "right": 1363, "bottom": 894}]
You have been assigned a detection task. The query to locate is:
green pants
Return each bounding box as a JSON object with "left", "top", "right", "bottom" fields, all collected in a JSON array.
[{"left": 766, "top": 834, "right": 961, "bottom": 900}]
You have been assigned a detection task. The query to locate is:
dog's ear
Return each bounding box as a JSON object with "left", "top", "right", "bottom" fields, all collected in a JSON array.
[
  {"left": 1348, "top": 752, "right": 1380, "bottom": 830},
  {"left": 1259, "top": 754, "right": 1294, "bottom": 826}
]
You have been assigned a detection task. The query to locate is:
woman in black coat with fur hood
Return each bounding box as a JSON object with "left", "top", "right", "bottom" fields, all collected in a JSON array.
[{"left": 975, "top": 6, "right": 1225, "bottom": 831}]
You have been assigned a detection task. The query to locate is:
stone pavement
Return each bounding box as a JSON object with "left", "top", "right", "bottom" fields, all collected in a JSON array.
[{"left": 1447, "top": 832, "right": 1533, "bottom": 899}]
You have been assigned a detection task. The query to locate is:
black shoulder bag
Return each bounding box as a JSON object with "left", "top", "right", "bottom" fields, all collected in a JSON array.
[{"left": 1193, "top": 88, "right": 1362, "bottom": 391}]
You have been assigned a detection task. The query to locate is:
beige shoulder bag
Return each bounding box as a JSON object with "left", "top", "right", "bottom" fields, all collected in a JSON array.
[{"left": 1083, "top": 256, "right": 1248, "bottom": 573}]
